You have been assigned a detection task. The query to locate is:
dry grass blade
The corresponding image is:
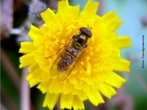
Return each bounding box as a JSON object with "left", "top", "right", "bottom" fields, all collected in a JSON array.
[
  {"left": 20, "top": 68, "right": 30, "bottom": 110},
  {"left": 1, "top": 86, "right": 19, "bottom": 110},
  {"left": 1, "top": 0, "right": 13, "bottom": 39},
  {"left": 1, "top": 48, "right": 20, "bottom": 93}
]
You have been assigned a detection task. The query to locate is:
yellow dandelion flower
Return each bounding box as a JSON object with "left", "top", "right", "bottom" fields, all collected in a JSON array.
[{"left": 19, "top": 0, "right": 132, "bottom": 109}]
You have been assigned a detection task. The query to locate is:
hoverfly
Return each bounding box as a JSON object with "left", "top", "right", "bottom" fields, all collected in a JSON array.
[{"left": 50, "top": 27, "right": 92, "bottom": 82}]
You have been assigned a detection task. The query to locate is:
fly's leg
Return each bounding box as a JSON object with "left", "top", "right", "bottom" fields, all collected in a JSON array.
[
  {"left": 45, "top": 46, "right": 65, "bottom": 59},
  {"left": 79, "top": 62, "right": 87, "bottom": 71}
]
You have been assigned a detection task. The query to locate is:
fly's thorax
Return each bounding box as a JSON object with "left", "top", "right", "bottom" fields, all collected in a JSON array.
[
  {"left": 73, "top": 34, "right": 89, "bottom": 50},
  {"left": 73, "top": 41, "right": 83, "bottom": 50},
  {"left": 73, "top": 27, "right": 92, "bottom": 49}
]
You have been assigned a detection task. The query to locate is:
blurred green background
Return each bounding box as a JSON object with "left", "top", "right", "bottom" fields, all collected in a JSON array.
[{"left": 1, "top": 0, "right": 147, "bottom": 110}]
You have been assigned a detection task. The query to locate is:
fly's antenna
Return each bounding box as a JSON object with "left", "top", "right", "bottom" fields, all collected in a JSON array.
[{"left": 87, "top": 24, "right": 93, "bottom": 30}]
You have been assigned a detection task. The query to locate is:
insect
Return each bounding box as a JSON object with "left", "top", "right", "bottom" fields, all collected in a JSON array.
[{"left": 50, "top": 27, "right": 92, "bottom": 82}]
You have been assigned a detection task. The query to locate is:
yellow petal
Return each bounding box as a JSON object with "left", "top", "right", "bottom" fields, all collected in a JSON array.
[
  {"left": 77, "top": 90, "right": 87, "bottom": 101},
  {"left": 83, "top": 0, "right": 99, "bottom": 16},
  {"left": 26, "top": 76, "right": 39, "bottom": 87},
  {"left": 48, "top": 79, "right": 63, "bottom": 94},
  {"left": 102, "top": 11, "right": 115, "bottom": 22},
  {"left": 73, "top": 95, "right": 84, "bottom": 110},
  {"left": 99, "top": 83, "right": 116, "bottom": 99},
  {"left": 26, "top": 68, "right": 43, "bottom": 87},
  {"left": 19, "top": 53, "right": 34, "bottom": 68},
  {"left": 28, "top": 25, "right": 43, "bottom": 40},
  {"left": 112, "top": 36, "right": 132, "bottom": 48},
  {"left": 103, "top": 15, "right": 123, "bottom": 32},
  {"left": 105, "top": 72, "right": 126, "bottom": 88},
  {"left": 60, "top": 94, "right": 74, "bottom": 109},
  {"left": 19, "top": 42, "right": 36, "bottom": 53},
  {"left": 43, "top": 92, "right": 60, "bottom": 109},
  {"left": 26, "top": 68, "right": 42, "bottom": 87},
  {"left": 28, "top": 62, "right": 39, "bottom": 73},
  {"left": 28, "top": 25, "right": 43, "bottom": 47},
  {"left": 86, "top": 90, "right": 104, "bottom": 106},
  {"left": 114, "top": 59, "right": 130, "bottom": 72},
  {"left": 41, "top": 8, "right": 57, "bottom": 25},
  {"left": 57, "top": 0, "right": 69, "bottom": 14},
  {"left": 56, "top": 0, "right": 69, "bottom": 23},
  {"left": 68, "top": 5, "right": 80, "bottom": 19},
  {"left": 37, "top": 80, "right": 51, "bottom": 93},
  {"left": 63, "top": 83, "right": 72, "bottom": 94}
]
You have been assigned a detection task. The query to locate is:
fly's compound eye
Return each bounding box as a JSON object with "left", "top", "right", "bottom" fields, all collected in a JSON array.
[{"left": 79, "top": 27, "right": 92, "bottom": 38}]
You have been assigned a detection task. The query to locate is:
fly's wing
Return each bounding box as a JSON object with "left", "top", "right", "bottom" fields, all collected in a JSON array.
[
  {"left": 57, "top": 47, "right": 86, "bottom": 82},
  {"left": 50, "top": 38, "right": 74, "bottom": 78},
  {"left": 50, "top": 38, "right": 86, "bottom": 82},
  {"left": 57, "top": 54, "right": 76, "bottom": 82},
  {"left": 50, "top": 51, "right": 74, "bottom": 80},
  {"left": 50, "top": 53, "right": 62, "bottom": 77}
]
